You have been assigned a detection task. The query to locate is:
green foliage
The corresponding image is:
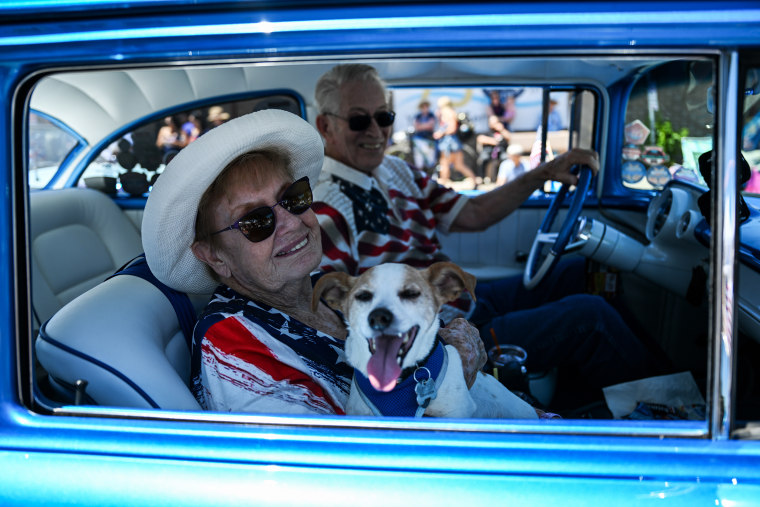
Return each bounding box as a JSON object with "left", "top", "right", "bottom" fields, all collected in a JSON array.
[{"left": 655, "top": 116, "right": 690, "bottom": 164}]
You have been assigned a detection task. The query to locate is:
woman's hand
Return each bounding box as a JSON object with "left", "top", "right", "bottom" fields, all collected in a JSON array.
[{"left": 439, "top": 318, "right": 487, "bottom": 389}]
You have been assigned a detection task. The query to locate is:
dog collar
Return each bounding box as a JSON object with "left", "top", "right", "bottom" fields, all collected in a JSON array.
[{"left": 353, "top": 338, "right": 448, "bottom": 418}]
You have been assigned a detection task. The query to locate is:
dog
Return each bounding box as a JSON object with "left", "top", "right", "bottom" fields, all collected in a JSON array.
[{"left": 312, "top": 262, "right": 537, "bottom": 419}]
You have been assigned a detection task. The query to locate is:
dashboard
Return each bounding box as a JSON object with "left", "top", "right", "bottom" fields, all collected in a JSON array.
[
  {"left": 646, "top": 183, "right": 760, "bottom": 345},
  {"left": 578, "top": 182, "right": 709, "bottom": 301}
]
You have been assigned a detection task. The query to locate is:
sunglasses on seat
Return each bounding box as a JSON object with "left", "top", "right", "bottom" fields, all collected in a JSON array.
[
  {"left": 211, "top": 176, "right": 313, "bottom": 243},
  {"left": 324, "top": 110, "right": 395, "bottom": 131}
]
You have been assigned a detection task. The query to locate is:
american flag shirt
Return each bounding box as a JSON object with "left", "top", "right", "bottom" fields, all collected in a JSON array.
[
  {"left": 313, "top": 155, "right": 475, "bottom": 323},
  {"left": 191, "top": 284, "right": 352, "bottom": 415}
]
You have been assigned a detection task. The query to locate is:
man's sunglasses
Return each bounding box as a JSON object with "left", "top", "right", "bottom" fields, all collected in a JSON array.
[
  {"left": 211, "top": 176, "right": 313, "bottom": 243},
  {"left": 324, "top": 110, "right": 395, "bottom": 131}
]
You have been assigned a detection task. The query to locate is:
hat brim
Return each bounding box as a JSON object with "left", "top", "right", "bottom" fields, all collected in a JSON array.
[{"left": 142, "top": 109, "right": 324, "bottom": 294}]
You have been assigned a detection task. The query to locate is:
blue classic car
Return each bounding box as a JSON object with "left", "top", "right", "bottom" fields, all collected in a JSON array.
[{"left": 3, "top": 0, "right": 760, "bottom": 504}]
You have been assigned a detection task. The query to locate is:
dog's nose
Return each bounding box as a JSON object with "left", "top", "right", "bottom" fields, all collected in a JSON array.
[{"left": 368, "top": 307, "right": 393, "bottom": 331}]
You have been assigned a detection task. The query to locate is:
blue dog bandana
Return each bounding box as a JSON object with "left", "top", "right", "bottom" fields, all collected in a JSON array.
[{"left": 353, "top": 339, "right": 448, "bottom": 418}]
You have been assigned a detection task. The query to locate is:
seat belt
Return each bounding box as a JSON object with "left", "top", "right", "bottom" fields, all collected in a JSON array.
[{"left": 109, "top": 254, "right": 196, "bottom": 351}]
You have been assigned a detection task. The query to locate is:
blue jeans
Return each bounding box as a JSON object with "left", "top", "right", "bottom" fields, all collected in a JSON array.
[
  {"left": 437, "top": 134, "right": 463, "bottom": 156},
  {"left": 470, "top": 258, "right": 658, "bottom": 399}
]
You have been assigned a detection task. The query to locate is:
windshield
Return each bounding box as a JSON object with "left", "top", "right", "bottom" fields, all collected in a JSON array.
[{"left": 623, "top": 60, "right": 714, "bottom": 190}]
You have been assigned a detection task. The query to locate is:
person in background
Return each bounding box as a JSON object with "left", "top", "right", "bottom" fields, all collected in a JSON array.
[
  {"left": 411, "top": 99, "right": 439, "bottom": 173},
  {"left": 155, "top": 116, "right": 186, "bottom": 156},
  {"left": 496, "top": 144, "right": 527, "bottom": 185},
  {"left": 203, "top": 105, "right": 231, "bottom": 135},
  {"left": 476, "top": 115, "right": 512, "bottom": 183},
  {"left": 502, "top": 94, "right": 517, "bottom": 129},
  {"left": 547, "top": 99, "right": 563, "bottom": 132},
  {"left": 433, "top": 96, "right": 479, "bottom": 188},
  {"left": 488, "top": 90, "right": 518, "bottom": 129},
  {"left": 413, "top": 100, "right": 436, "bottom": 139},
  {"left": 181, "top": 113, "right": 202, "bottom": 144}
]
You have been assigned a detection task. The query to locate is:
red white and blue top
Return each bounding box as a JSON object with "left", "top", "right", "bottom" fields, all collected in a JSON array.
[
  {"left": 191, "top": 284, "right": 352, "bottom": 415},
  {"left": 312, "top": 155, "right": 474, "bottom": 322}
]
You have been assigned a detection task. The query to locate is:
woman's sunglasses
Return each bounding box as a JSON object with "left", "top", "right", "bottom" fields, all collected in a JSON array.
[
  {"left": 324, "top": 110, "right": 395, "bottom": 131},
  {"left": 211, "top": 176, "right": 313, "bottom": 243}
]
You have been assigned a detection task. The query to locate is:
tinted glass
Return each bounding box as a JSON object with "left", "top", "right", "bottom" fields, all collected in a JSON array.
[
  {"left": 388, "top": 87, "right": 591, "bottom": 193},
  {"left": 78, "top": 94, "right": 301, "bottom": 197},
  {"left": 623, "top": 60, "right": 714, "bottom": 190},
  {"left": 28, "top": 112, "right": 79, "bottom": 189}
]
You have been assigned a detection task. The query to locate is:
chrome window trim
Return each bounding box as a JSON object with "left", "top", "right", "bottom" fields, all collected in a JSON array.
[
  {"left": 50, "top": 405, "right": 707, "bottom": 438},
  {"left": 710, "top": 50, "right": 740, "bottom": 440},
  {"left": 20, "top": 50, "right": 728, "bottom": 439}
]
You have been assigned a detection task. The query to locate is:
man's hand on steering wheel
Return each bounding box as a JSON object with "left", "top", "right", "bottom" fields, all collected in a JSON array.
[
  {"left": 523, "top": 147, "right": 599, "bottom": 290},
  {"left": 534, "top": 147, "right": 599, "bottom": 186}
]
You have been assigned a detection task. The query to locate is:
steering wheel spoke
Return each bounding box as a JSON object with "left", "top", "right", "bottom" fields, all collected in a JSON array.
[
  {"left": 535, "top": 231, "right": 558, "bottom": 246},
  {"left": 565, "top": 235, "right": 589, "bottom": 253}
]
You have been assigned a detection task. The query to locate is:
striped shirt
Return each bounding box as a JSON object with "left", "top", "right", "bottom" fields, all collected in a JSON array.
[
  {"left": 191, "top": 285, "right": 352, "bottom": 415},
  {"left": 313, "top": 155, "right": 475, "bottom": 322}
]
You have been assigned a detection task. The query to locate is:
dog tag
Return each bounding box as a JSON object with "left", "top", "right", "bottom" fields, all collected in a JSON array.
[{"left": 414, "top": 377, "right": 437, "bottom": 408}]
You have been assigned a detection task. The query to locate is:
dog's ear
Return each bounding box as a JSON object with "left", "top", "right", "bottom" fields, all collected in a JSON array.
[
  {"left": 425, "top": 262, "right": 477, "bottom": 305},
  {"left": 311, "top": 272, "right": 355, "bottom": 313}
]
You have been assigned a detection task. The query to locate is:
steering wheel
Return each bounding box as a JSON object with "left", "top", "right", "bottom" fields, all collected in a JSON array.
[{"left": 523, "top": 166, "right": 594, "bottom": 289}]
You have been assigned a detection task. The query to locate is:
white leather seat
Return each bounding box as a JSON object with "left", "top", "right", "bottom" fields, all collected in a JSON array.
[
  {"left": 31, "top": 187, "right": 208, "bottom": 410},
  {"left": 30, "top": 187, "right": 144, "bottom": 328},
  {"left": 36, "top": 273, "right": 209, "bottom": 410}
]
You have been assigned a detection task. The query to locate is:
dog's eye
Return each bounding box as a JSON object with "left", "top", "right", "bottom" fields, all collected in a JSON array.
[
  {"left": 399, "top": 289, "right": 421, "bottom": 300},
  {"left": 354, "top": 291, "right": 373, "bottom": 302}
]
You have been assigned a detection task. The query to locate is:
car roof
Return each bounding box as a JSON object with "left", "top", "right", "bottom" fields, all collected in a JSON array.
[{"left": 30, "top": 57, "right": 662, "bottom": 148}]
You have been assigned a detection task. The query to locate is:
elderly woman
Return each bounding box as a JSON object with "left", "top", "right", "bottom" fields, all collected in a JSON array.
[{"left": 142, "top": 109, "right": 486, "bottom": 415}]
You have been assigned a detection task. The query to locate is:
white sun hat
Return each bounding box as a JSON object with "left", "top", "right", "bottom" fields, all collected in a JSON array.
[{"left": 141, "top": 109, "right": 324, "bottom": 294}]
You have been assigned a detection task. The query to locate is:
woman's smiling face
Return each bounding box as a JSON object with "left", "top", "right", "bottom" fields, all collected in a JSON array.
[{"left": 201, "top": 159, "right": 322, "bottom": 297}]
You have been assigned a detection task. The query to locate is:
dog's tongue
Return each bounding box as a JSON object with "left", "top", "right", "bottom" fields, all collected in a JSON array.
[{"left": 367, "top": 335, "right": 403, "bottom": 392}]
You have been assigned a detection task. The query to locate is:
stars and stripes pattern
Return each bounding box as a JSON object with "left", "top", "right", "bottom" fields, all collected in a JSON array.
[
  {"left": 191, "top": 285, "right": 352, "bottom": 415},
  {"left": 339, "top": 178, "right": 389, "bottom": 234},
  {"left": 313, "top": 156, "right": 475, "bottom": 321}
]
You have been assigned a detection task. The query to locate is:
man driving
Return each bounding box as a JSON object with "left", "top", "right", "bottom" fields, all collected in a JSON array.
[{"left": 311, "top": 63, "right": 665, "bottom": 409}]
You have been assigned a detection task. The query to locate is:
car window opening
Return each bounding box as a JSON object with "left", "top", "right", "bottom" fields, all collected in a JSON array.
[{"left": 24, "top": 56, "right": 756, "bottom": 438}]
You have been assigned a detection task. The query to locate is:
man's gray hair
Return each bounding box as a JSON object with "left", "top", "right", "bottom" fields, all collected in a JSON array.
[{"left": 315, "top": 63, "right": 388, "bottom": 114}]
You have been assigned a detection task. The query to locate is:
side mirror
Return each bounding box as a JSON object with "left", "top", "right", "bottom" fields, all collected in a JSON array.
[{"left": 697, "top": 149, "right": 751, "bottom": 226}]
